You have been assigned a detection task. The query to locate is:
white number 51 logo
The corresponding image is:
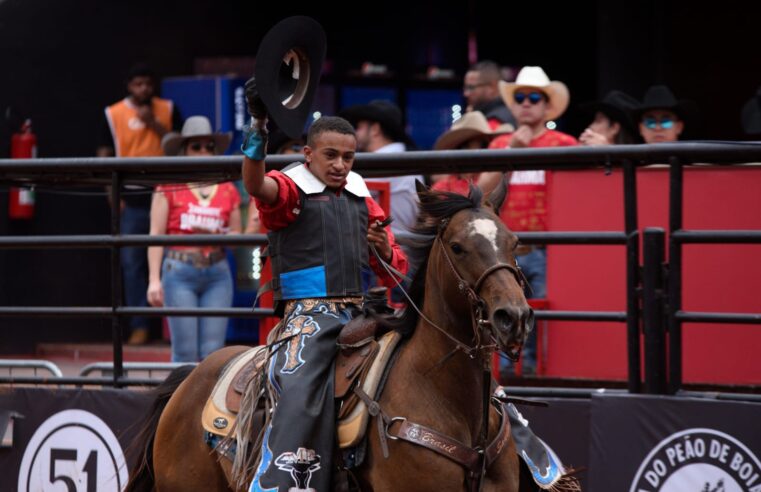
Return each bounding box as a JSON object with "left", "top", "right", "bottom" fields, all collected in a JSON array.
[{"left": 18, "top": 409, "right": 128, "bottom": 492}]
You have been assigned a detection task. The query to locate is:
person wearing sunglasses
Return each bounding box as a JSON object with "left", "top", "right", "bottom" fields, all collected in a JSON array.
[
  {"left": 146, "top": 116, "right": 242, "bottom": 362},
  {"left": 478, "top": 66, "right": 577, "bottom": 378},
  {"left": 636, "top": 85, "right": 695, "bottom": 144}
]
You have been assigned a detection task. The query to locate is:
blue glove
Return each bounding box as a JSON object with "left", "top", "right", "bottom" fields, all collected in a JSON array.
[{"left": 241, "top": 119, "right": 268, "bottom": 160}]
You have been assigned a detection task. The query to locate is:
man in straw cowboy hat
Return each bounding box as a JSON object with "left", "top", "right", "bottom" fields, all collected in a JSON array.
[
  {"left": 431, "top": 110, "right": 512, "bottom": 196},
  {"left": 479, "top": 66, "right": 578, "bottom": 376}
]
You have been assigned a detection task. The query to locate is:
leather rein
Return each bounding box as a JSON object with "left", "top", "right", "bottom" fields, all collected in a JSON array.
[{"left": 367, "top": 215, "right": 529, "bottom": 491}]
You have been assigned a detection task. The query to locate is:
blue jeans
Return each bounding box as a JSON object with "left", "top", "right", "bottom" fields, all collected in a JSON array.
[
  {"left": 120, "top": 205, "right": 150, "bottom": 331},
  {"left": 501, "top": 247, "right": 546, "bottom": 374},
  {"left": 161, "top": 256, "right": 233, "bottom": 362}
]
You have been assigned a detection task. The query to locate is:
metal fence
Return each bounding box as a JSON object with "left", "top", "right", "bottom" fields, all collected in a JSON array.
[{"left": 1, "top": 142, "right": 760, "bottom": 393}]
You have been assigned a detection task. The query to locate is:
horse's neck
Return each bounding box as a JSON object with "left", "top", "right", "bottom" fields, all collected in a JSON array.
[{"left": 397, "top": 274, "right": 488, "bottom": 426}]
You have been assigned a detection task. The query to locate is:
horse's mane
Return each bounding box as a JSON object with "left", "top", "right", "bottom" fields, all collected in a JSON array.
[{"left": 380, "top": 186, "right": 483, "bottom": 337}]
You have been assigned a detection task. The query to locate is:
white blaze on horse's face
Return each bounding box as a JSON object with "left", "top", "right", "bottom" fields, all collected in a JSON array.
[{"left": 468, "top": 218, "right": 500, "bottom": 254}]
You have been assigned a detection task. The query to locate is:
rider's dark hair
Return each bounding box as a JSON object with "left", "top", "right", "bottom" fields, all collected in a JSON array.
[{"left": 306, "top": 116, "right": 356, "bottom": 147}]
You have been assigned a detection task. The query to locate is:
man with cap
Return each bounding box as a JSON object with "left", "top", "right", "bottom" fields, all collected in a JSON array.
[
  {"left": 240, "top": 79, "right": 408, "bottom": 492},
  {"left": 463, "top": 60, "right": 517, "bottom": 129},
  {"left": 479, "top": 66, "right": 578, "bottom": 376},
  {"left": 579, "top": 90, "right": 641, "bottom": 145},
  {"left": 636, "top": 85, "right": 696, "bottom": 144},
  {"left": 339, "top": 100, "right": 423, "bottom": 237}
]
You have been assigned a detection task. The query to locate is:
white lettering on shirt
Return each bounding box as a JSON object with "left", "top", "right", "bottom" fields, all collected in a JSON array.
[
  {"left": 180, "top": 203, "right": 223, "bottom": 232},
  {"left": 509, "top": 170, "right": 545, "bottom": 185}
]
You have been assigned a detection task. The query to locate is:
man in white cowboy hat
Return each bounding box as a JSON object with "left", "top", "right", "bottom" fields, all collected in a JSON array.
[
  {"left": 479, "top": 65, "right": 578, "bottom": 377},
  {"left": 431, "top": 111, "right": 512, "bottom": 196}
]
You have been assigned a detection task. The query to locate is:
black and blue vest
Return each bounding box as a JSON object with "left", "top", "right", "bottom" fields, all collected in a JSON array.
[{"left": 268, "top": 163, "right": 371, "bottom": 302}]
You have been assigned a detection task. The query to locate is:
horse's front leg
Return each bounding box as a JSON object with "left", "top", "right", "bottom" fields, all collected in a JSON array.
[{"left": 483, "top": 440, "right": 520, "bottom": 491}]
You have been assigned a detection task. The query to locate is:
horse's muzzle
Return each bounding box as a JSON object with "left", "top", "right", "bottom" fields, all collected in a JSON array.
[{"left": 491, "top": 305, "right": 534, "bottom": 356}]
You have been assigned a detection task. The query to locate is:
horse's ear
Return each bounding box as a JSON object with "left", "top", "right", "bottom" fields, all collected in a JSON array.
[
  {"left": 415, "top": 179, "right": 429, "bottom": 195},
  {"left": 484, "top": 174, "right": 508, "bottom": 214}
]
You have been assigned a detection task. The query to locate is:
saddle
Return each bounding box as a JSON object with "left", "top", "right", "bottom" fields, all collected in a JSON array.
[{"left": 201, "top": 288, "right": 401, "bottom": 451}]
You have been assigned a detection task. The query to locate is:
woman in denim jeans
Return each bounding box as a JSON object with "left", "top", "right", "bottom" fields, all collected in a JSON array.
[{"left": 146, "top": 116, "right": 242, "bottom": 362}]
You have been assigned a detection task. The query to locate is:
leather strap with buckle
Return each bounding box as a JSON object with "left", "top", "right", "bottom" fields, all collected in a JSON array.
[{"left": 165, "top": 249, "right": 226, "bottom": 268}]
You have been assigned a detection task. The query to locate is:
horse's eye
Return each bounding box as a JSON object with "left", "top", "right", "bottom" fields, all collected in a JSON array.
[{"left": 450, "top": 243, "right": 464, "bottom": 255}]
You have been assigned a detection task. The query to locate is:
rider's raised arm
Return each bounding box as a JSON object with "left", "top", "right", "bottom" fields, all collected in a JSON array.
[{"left": 241, "top": 76, "right": 279, "bottom": 204}]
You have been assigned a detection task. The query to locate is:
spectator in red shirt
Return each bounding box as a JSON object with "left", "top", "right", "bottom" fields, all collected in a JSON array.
[
  {"left": 479, "top": 66, "right": 578, "bottom": 376},
  {"left": 146, "top": 116, "right": 241, "bottom": 362},
  {"left": 431, "top": 111, "right": 512, "bottom": 196},
  {"left": 240, "top": 78, "right": 407, "bottom": 492}
]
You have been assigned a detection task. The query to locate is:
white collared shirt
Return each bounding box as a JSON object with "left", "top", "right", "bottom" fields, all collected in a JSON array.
[{"left": 365, "top": 142, "right": 424, "bottom": 234}]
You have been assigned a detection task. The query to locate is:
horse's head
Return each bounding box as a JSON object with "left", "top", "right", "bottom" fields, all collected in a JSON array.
[{"left": 416, "top": 180, "right": 534, "bottom": 360}]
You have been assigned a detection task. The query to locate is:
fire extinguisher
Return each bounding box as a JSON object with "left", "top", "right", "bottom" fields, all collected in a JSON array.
[{"left": 9, "top": 119, "right": 37, "bottom": 219}]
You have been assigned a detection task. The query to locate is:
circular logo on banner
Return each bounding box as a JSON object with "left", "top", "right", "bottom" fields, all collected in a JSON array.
[
  {"left": 17, "top": 409, "right": 128, "bottom": 492},
  {"left": 630, "top": 428, "right": 761, "bottom": 492}
]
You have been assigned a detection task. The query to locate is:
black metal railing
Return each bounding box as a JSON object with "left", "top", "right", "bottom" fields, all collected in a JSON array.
[{"left": 1, "top": 142, "right": 759, "bottom": 392}]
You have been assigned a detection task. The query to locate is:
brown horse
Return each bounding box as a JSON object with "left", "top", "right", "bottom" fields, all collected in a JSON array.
[{"left": 126, "top": 184, "right": 533, "bottom": 492}]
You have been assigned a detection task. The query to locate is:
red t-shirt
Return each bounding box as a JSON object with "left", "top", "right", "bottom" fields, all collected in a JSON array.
[
  {"left": 431, "top": 174, "right": 479, "bottom": 197},
  {"left": 157, "top": 182, "right": 241, "bottom": 253},
  {"left": 488, "top": 130, "right": 578, "bottom": 231},
  {"left": 254, "top": 170, "right": 408, "bottom": 288}
]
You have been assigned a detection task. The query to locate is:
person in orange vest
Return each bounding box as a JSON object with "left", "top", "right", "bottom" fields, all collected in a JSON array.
[{"left": 97, "top": 63, "right": 183, "bottom": 345}]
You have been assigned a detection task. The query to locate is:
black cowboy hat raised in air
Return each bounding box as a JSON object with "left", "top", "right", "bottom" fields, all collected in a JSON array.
[
  {"left": 254, "top": 16, "right": 326, "bottom": 139},
  {"left": 579, "top": 90, "right": 640, "bottom": 135},
  {"left": 339, "top": 100, "right": 407, "bottom": 142},
  {"left": 635, "top": 85, "right": 698, "bottom": 122}
]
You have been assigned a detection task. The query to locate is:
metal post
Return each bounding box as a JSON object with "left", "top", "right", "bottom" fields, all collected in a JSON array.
[
  {"left": 642, "top": 228, "right": 667, "bottom": 394},
  {"left": 668, "top": 157, "right": 684, "bottom": 394},
  {"left": 623, "top": 161, "right": 641, "bottom": 393},
  {"left": 110, "top": 172, "right": 124, "bottom": 387}
]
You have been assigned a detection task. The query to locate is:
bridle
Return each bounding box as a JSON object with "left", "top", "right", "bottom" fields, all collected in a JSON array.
[
  {"left": 367, "top": 212, "right": 531, "bottom": 491},
  {"left": 433, "top": 216, "right": 529, "bottom": 365},
  {"left": 374, "top": 214, "right": 530, "bottom": 365}
]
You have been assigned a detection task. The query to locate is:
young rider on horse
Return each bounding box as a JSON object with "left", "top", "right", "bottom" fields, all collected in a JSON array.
[{"left": 240, "top": 79, "right": 409, "bottom": 492}]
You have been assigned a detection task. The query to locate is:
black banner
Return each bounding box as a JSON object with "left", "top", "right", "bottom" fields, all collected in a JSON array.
[
  {"left": 589, "top": 394, "right": 761, "bottom": 491},
  {"left": 0, "top": 387, "right": 151, "bottom": 492},
  {"left": 5, "top": 387, "right": 756, "bottom": 491}
]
